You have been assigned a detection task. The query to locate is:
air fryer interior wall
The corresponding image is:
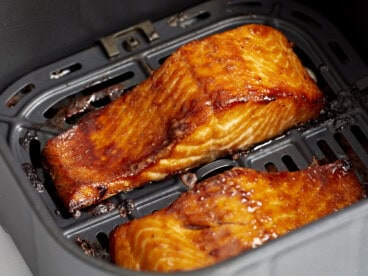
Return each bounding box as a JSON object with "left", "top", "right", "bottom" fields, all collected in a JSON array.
[
  {"left": 295, "top": 0, "right": 368, "bottom": 64},
  {"left": 0, "top": 0, "right": 367, "bottom": 94},
  {"left": 0, "top": 0, "right": 368, "bottom": 275},
  {"left": 0, "top": 0, "right": 205, "bottom": 93}
]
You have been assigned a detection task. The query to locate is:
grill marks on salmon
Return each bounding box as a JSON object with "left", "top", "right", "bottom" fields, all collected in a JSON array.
[
  {"left": 42, "top": 24, "right": 323, "bottom": 212},
  {"left": 110, "top": 161, "right": 366, "bottom": 272}
]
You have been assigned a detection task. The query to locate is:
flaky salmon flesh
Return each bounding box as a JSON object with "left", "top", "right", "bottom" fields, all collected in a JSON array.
[
  {"left": 110, "top": 160, "right": 365, "bottom": 272},
  {"left": 42, "top": 24, "right": 323, "bottom": 212}
]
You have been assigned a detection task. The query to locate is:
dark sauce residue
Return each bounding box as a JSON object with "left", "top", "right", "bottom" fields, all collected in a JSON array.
[
  {"left": 46, "top": 83, "right": 125, "bottom": 130},
  {"left": 180, "top": 172, "right": 198, "bottom": 189},
  {"left": 75, "top": 236, "right": 110, "bottom": 261},
  {"left": 22, "top": 163, "right": 45, "bottom": 193},
  {"left": 117, "top": 199, "right": 136, "bottom": 218},
  {"left": 72, "top": 210, "right": 82, "bottom": 219},
  {"left": 118, "top": 203, "right": 128, "bottom": 218},
  {"left": 89, "top": 202, "right": 116, "bottom": 216}
]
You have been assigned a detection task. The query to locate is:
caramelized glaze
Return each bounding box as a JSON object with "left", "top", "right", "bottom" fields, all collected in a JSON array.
[
  {"left": 42, "top": 24, "right": 323, "bottom": 212},
  {"left": 110, "top": 160, "right": 365, "bottom": 272}
]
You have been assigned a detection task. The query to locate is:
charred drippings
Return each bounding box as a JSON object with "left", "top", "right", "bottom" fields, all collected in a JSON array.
[
  {"left": 117, "top": 199, "right": 136, "bottom": 218},
  {"left": 96, "top": 185, "right": 108, "bottom": 198},
  {"left": 46, "top": 83, "right": 125, "bottom": 129},
  {"left": 72, "top": 209, "right": 82, "bottom": 219},
  {"left": 75, "top": 236, "right": 110, "bottom": 261},
  {"left": 333, "top": 115, "right": 357, "bottom": 131},
  {"left": 22, "top": 163, "right": 45, "bottom": 193},
  {"left": 180, "top": 172, "right": 198, "bottom": 189},
  {"left": 317, "top": 89, "right": 368, "bottom": 125},
  {"left": 118, "top": 203, "right": 128, "bottom": 218},
  {"left": 89, "top": 202, "right": 116, "bottom": 216},
  {"left": 125, "top": 199, "right": 136, "bottom": 215}
]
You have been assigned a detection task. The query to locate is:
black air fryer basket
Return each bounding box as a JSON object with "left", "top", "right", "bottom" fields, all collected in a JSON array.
[{"left": 1, "top": 0, "right": 368, "bottom": 275}]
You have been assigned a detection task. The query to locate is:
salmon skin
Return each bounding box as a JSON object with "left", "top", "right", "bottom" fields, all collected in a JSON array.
[
  {"left": 42, "top": 24, "right": 324, "bottom": 212},
  {"left": 110, "top": 160, "right": 365, "bottom": 272}
]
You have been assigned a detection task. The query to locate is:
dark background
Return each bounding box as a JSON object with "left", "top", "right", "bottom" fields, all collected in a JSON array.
[
  {"left": 295, "top": 0, "right": 368, "bottom": 64},
  {"left": 0, "top": 0, "right": 367, "bottom": 93}
]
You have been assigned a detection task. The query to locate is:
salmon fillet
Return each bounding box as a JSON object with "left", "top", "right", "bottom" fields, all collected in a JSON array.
[
  {"left": 110, "top": 160, "right": 365, "bottom": 272},
  {"left": 42, "top": 24, "right": 323, "bottom": 212}
]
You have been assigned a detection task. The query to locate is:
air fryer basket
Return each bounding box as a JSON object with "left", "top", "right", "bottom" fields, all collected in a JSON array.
[{"left": 0, "top": 0, "right": 368, "bottom": 275}]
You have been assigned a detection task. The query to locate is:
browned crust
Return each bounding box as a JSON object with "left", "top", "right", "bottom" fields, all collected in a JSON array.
[
  {"left": 110, "top": 160, "right": 365, "bottom": 272},
  {"left": 42, "top": 24, "right": 324, "bottom": 212}
]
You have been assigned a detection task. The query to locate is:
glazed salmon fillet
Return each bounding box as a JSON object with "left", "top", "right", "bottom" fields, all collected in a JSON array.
[
  {"left": 110, "top": 160, "right": 365, "bottom": 272},
  {"left": 42, "top": 24, "right": 323, "bottom": 212}
]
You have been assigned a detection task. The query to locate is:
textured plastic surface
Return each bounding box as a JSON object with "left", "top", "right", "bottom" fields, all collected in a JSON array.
[
  {"left": 0, "top": 0, "right": 368, "bottom": 275},
  {"left": 0, "top": 0, "right": 206, "bottom": 94}
]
